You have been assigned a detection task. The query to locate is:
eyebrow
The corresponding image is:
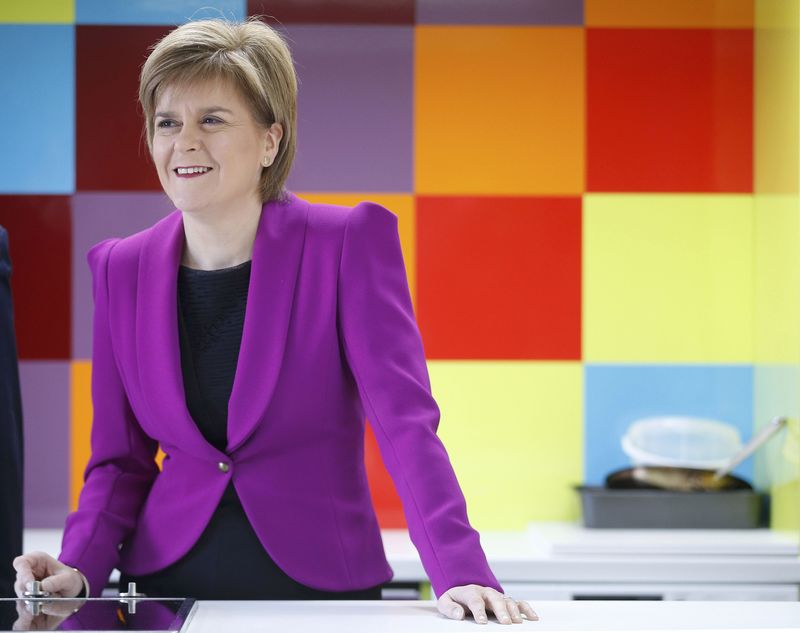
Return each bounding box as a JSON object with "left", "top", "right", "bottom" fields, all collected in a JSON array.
[{"left": 154, "top": 107, "right": 234, "bottom": 118}]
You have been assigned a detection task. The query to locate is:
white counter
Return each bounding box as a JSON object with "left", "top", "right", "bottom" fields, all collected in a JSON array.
[
  {"left": 185, "top": 600, "right": 800, "bottom": 632},
  {"left": 24, "top": 524, "right": 800, "bottom": 600}
]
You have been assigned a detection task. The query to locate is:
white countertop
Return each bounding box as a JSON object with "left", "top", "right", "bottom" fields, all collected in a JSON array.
[
  {"left": 383, "top": 526, "right": 800, "bottom": 584},
  {"left": 25, "top": 523, "right": 800, "bottom": 587},
  {"left": 185, "top": 600, "right": 800, "bottom": 632}
]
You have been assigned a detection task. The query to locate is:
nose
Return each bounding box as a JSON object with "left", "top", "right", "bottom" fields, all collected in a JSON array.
[{"left": 174, "top": 122, "right": 202, "bottom": 152}]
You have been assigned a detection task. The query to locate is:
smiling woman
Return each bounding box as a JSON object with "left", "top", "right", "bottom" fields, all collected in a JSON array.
[
  {"left": 12, "top": 16, "right": 536, "bottom": 625},
  {"left": 149, "top": 77, "right": 283, "bottom": 246}
]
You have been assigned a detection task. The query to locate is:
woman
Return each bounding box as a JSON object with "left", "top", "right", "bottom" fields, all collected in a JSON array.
[{"left": 13, "top": 17, "right": 536, "bottom": 624}]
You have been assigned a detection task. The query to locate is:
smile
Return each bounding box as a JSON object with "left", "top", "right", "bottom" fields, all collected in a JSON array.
[{"left": 174, "top": 166, "right": 213, "bottom": 177}]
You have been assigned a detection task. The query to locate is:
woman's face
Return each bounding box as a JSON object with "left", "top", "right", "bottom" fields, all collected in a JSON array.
[{"left": 152, "top": 76, "right": 281, "bottom": 217}]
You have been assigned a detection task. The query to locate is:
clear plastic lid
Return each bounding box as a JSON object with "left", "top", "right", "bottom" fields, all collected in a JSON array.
[{"left": 621, "top": 416, "right": 743, "bottom": 469}]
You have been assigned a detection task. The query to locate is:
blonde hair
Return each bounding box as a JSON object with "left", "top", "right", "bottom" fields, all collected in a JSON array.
[{"left": 138, "top": 17, "right": 297, "bottom": 202}]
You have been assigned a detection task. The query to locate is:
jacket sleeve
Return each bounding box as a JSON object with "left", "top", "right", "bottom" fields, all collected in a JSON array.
[
  {"left": 58, "top": 239, "right": 159, "bottom": 596},
  {"left": 337, "top": 201, "right": 503, "bottom": 599}
]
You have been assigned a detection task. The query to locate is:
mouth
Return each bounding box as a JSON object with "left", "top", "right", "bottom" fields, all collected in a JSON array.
[{"left": 173, "top": 166, "right": 213, "bottom": 178}]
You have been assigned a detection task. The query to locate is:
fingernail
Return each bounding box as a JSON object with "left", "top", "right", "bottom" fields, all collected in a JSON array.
[
  {"left": 451, "top": 607, "right": 462, "bottom": 618},
  {"left": 478, "top": 615, "right": 487, "bottom": 623},
  {"left": 25, "top": 581, "right": 32, "bottom": 592},
  {"left": 501, "top": 615, "right": 511, "bottom": 623}
]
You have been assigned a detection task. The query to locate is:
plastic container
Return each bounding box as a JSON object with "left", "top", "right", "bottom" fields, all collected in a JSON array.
[
  {"left": 621, "top": 416, "right": 743, "bottom": 470},
  {"left": 576, "top": 486, "right": 765, "bottom": 529}
]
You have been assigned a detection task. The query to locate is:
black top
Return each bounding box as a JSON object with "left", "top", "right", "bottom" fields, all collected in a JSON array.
[{"left": 177, "top": 259, "right": 251, "bottom": 452}]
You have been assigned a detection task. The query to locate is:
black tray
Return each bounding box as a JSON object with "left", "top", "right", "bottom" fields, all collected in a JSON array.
[{"left": 576, "top": 486, "right": 766, "bottom": 529}]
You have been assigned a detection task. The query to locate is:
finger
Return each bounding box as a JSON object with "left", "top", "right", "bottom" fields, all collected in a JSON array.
[
  {"left": 518, "top": 600, "right": 539, "bottom": 621},
  {"left": 485, "top": 590, "right": 512, "bottom": 624},
  {"left": 436, "top": 592, "right": 464, "bottom": 620},
  {"left": 505, "top": 597, "right": 523, "bottom": 623},
  {"left": 14, "top": 552, "right": 54, "bottom": 580},
  {"left": 41, "top": 571, "right": 81, "bottom": 598},
  {"left": 466, "top": 591, "right": 489, "bottom": 625},
  {"left": 12, "top": 557, "right": 35, "bottom": 590}
]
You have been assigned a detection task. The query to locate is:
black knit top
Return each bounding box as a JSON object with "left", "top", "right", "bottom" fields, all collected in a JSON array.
[{"left": 177, "top": 260, "right": 251, "bottom": 452}]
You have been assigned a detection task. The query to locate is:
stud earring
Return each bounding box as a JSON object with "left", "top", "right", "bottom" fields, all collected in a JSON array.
[{"left": 262, "top": 157, "right": 272, "bottom": 167}]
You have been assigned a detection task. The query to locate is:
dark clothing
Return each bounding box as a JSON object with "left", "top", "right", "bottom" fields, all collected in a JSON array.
[
  {"left": 121, "top": 261, "right": 381, "bottom": 600},
  {"left": 0, "top": 226, "right": 23, "bottom": 598},
  {"left": 176, "top": 261, "right": 251, "bottom": 453}
]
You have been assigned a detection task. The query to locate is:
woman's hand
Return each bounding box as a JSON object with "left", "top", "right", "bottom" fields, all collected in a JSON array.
[
  {"left": 437, "top": 584, "right": 538, "bottom": 624},
  {"left": 12, "top": 552, "right": 84, "bottom": 599}
]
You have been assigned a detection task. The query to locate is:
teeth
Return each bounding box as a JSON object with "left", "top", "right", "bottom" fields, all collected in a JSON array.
[{"left": 176, "top": 166, "right": 210, "bottom": 175}]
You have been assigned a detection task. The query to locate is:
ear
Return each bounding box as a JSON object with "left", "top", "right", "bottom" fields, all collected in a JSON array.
[{"left": 264, "top": 122, "right": 284, "bottom": 155}]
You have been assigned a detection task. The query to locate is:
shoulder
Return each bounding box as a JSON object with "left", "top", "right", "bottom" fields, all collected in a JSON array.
[{"left": 300, "top": 195, "right": 398, "bottom": 239}]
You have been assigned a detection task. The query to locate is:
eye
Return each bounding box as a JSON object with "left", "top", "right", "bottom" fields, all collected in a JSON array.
[
  {"left": 156, "top": 119, "right": 177, "bottom": 128},
  {"left": 202, "top": 116, "right": 222, "bottom": 125}
]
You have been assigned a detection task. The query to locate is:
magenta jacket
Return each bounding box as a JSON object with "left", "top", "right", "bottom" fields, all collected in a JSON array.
[{"left": 58, "top": 192, "right": 501, "bottom": 598}]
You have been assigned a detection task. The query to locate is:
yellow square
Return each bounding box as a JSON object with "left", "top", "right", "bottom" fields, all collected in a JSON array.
[
  {"left": 0, "top": 1, "right": 73, "bottom": 22},
  {"left": 297, "top": 193, "right": 416, "bottom": 307},
  {"left": 754, "top": 196, "right": 800, "bottom": 363},
  {"left": 584, "top": 194, "right": 754, "bottom": 362},
  {"left": 415, "top": 26, "right": 584, "bottom": 195},
  {"left": 430, "top": 361, "right": 583, "bottom": 529}
]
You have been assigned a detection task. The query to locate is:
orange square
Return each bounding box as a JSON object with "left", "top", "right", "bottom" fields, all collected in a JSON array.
[{"left": 415, "top": 27, "right": 584, "bottom": 195}]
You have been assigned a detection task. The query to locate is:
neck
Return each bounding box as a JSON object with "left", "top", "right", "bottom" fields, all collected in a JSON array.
[{"left": 180, "top": 199, "right": 262, "bottom": 270}]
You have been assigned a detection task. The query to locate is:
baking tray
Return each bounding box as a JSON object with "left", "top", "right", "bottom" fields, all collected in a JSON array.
[{"left": 576, "top": 486, "right": 766, "bottom": 529}]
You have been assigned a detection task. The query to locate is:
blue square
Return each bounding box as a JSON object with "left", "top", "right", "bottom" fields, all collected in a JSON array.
[
  {"left": 76, "top": 1, "right": 246, "bottom": 25},
  {"left": 0, "top": 26, "right": 74, "bottom": 194},
  {"left": 584, "top": 364, "right": 754, "bottom": 485}
]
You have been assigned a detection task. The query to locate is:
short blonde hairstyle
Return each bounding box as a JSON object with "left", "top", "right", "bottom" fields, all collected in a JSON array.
[{"left": 138, "top": 17, "right": 297, "bottom": 202}]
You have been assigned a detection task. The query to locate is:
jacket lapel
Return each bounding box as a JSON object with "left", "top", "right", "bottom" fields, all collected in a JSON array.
[
  {"left": 136, "top": 192, "right": 309, "bottom": 458},
  {"left": 137, "top": 211, "right": 218, "bottom": 460},
  {"left": 227, "top": 193, "right": 308, "bottom": 452}
]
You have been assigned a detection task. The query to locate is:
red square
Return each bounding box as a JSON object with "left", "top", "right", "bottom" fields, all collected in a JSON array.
[
  {"left": 587, "top": 29, "right": 753, "bottom": 192},
  {"left": 248, "top": 0, "right": 414, "bottom": 24},
  {"left": 416, "top": 196, "right": 581, "bottom": 360},
  {"left": 364, "top": 423, "right": 406, "bottom": 528},
  {"left": 0, "top": 196, "right": 71, "bottom": 360},
  {"left": 76, "top": 26, "right": 169, "bottom": 191}
]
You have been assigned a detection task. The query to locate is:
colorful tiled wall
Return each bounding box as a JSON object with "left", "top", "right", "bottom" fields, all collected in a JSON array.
[
  {"left": 753, "top": 0, "right": 800, "bottom": 532},
  {"left": 1, "top": 1, "right": 795, "bottom": 534}
]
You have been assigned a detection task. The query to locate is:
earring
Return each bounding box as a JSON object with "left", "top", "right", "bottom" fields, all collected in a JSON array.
[{"left": 262, "top": 156, "right": 272, "bottom": 167}]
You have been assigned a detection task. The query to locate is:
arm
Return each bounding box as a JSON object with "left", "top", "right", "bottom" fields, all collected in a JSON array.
[
  {"left": 337, "top": 201, "right": 502, "bottom": 599},
  {"left": 57, "top": 239, "right": 159, "bottom": 596}
]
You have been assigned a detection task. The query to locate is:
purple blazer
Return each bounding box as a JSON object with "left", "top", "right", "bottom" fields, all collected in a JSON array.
[{"left": 58, "top": 192, "right": 501, "bottom": 598}]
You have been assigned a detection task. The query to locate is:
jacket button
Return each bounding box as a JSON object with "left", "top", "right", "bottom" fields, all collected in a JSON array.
[{"left": 218, "top": 462, "right": 230, "bottom": 473}]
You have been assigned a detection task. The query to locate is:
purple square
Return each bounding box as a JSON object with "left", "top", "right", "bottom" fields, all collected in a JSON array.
[
  {"left": 20, "top": 361, "right": 70, "bottom": 528},
  {"left": 283, "top": 25, "right": 413, "bottom": 192},
  {"left": 72, "top": 192, "right": 174, "bottom": 359},
  {"left": 417, "top": 0, "right": 583, "bottom": 25}
]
